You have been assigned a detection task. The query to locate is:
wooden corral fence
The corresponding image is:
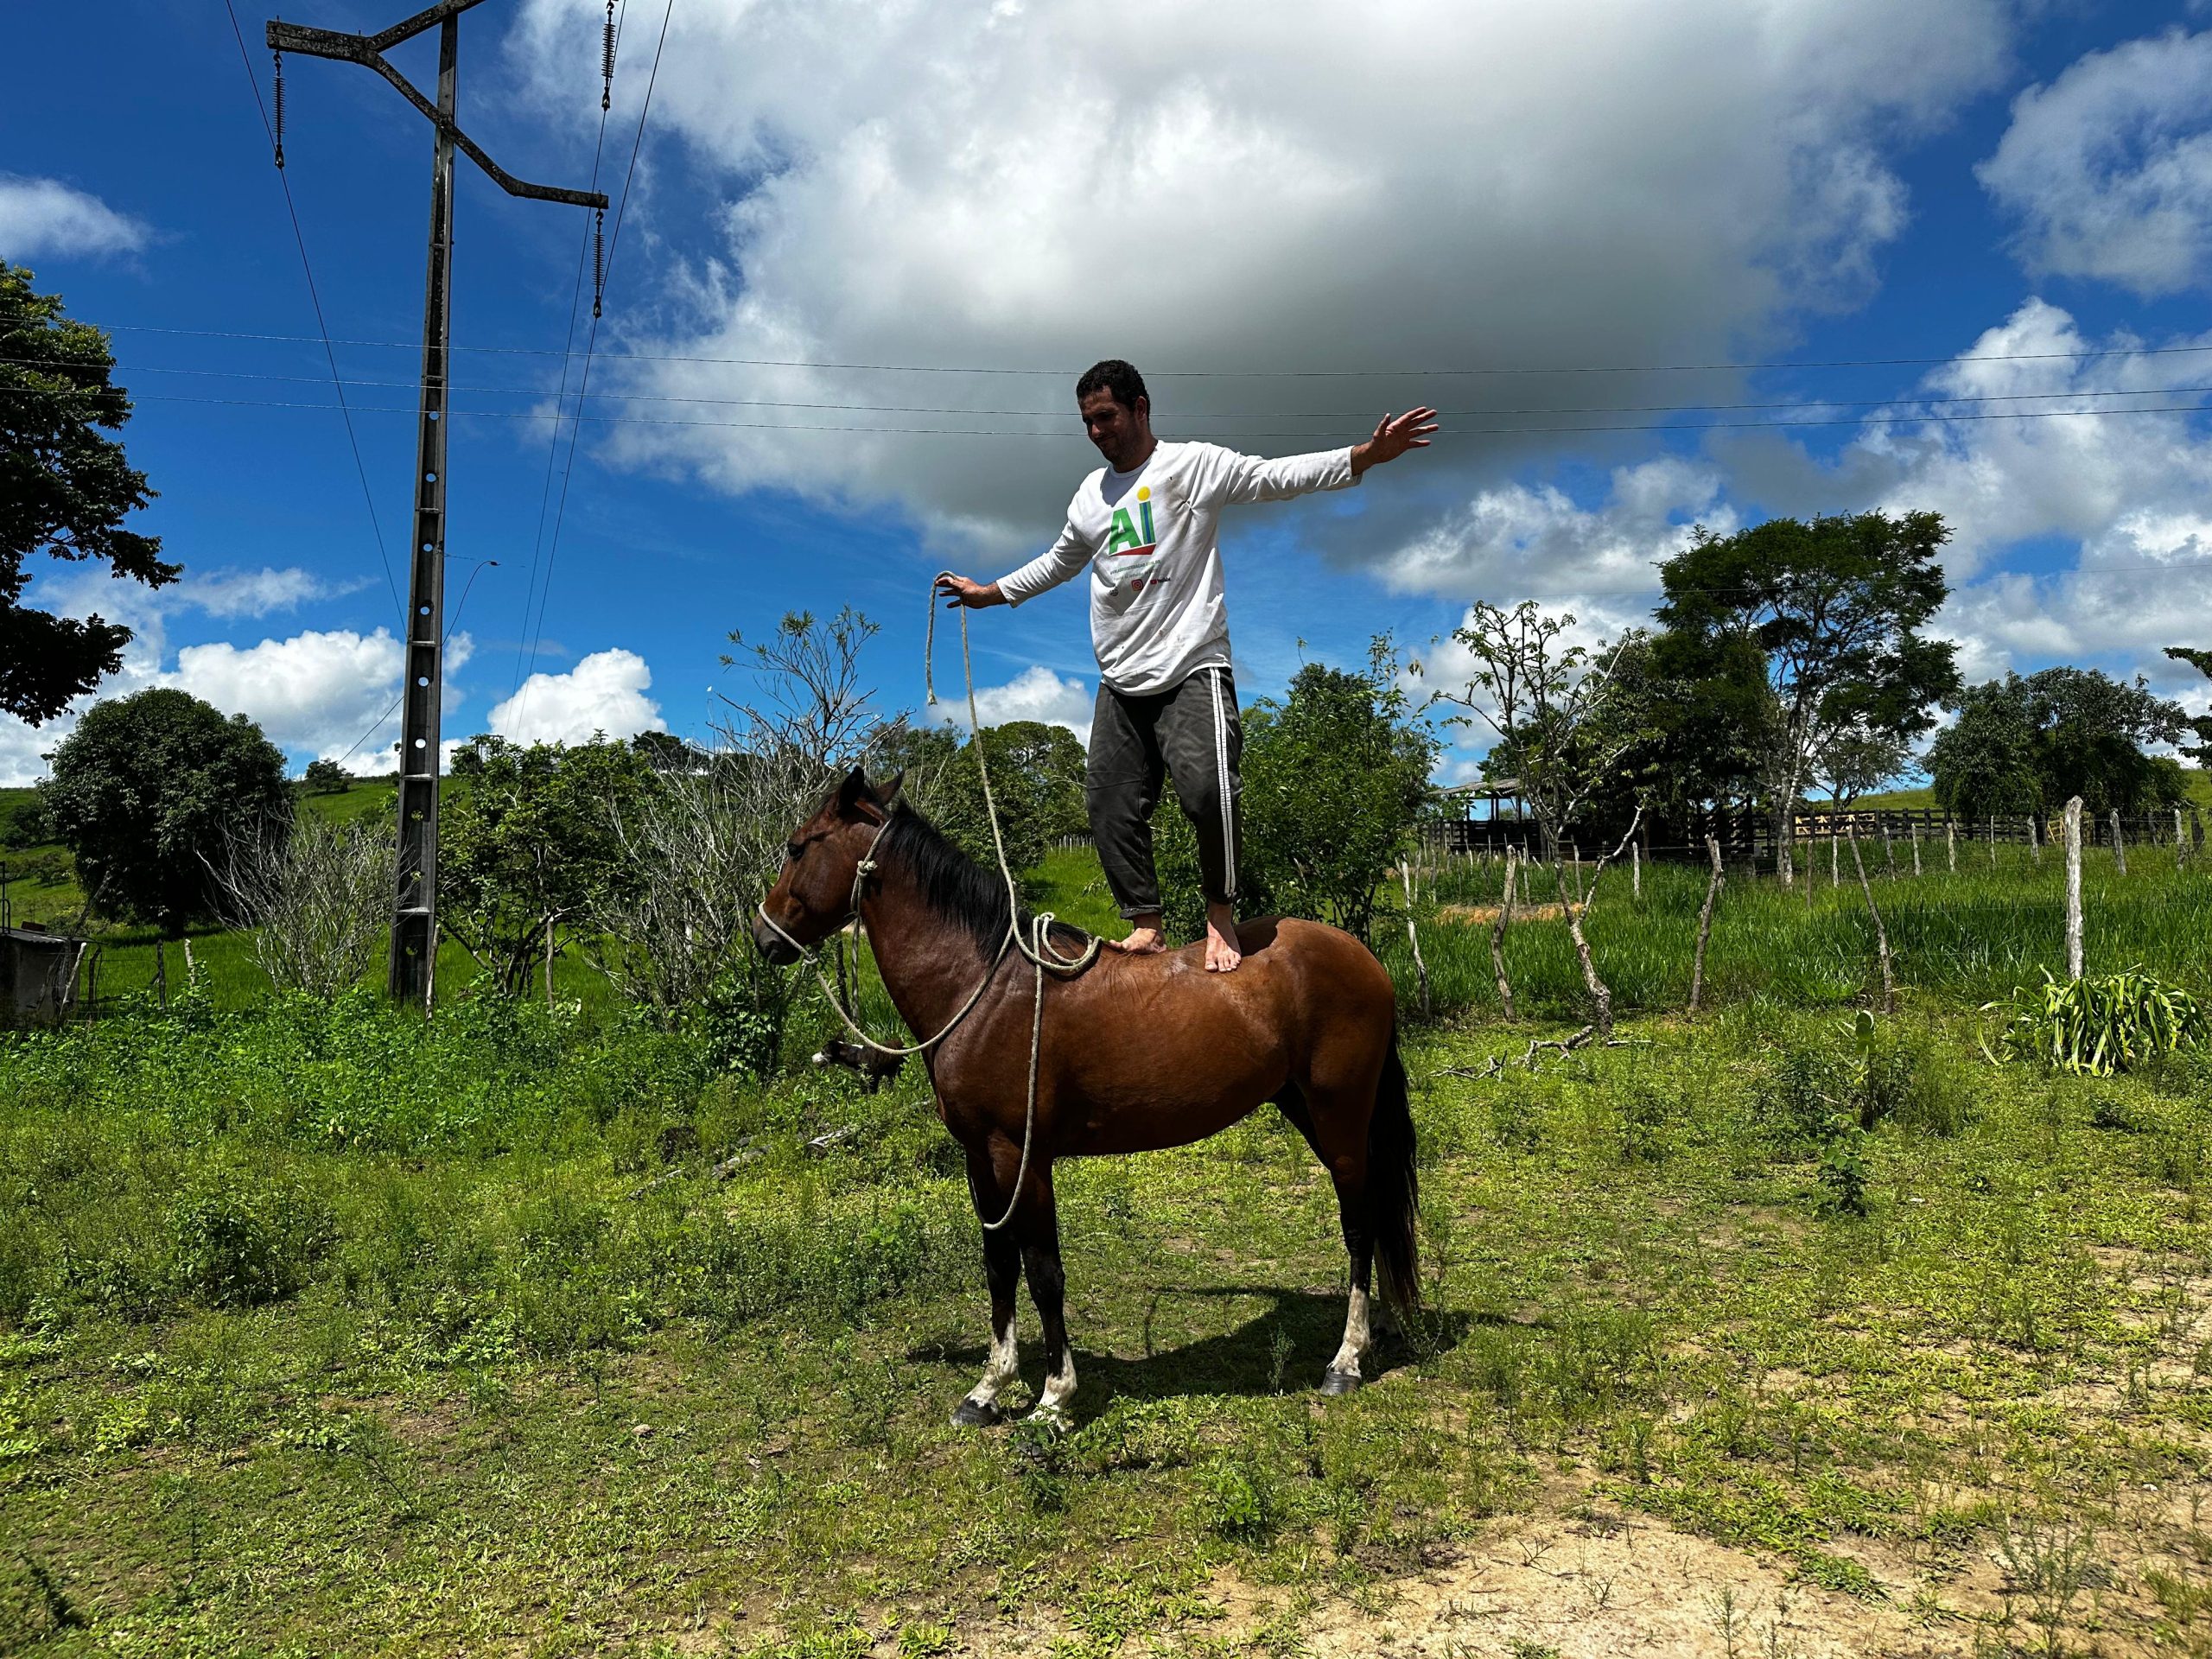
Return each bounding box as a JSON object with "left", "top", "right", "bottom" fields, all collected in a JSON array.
[{"left": 1417, "top": 804, "right": 2210, "bottom": 871}]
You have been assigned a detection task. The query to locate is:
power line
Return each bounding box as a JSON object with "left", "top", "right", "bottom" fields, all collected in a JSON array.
[
  {"left": 4, "top": 383, "right": 2208, "bottom": 438},
  {"left": 7, "top": 353, "right": 2211, "bottom": 420},
  {"left": 8, "top": 306, "right": 2212, "bottom": 380},
  {"left": 219, "top": 0, "right": 404, "bottom": 625},
  {"left": 514, "top": 0, "right": 675, "bottom": 715},
  {"left": 513, "top": 0, "right": 626, "bottom": 703}
]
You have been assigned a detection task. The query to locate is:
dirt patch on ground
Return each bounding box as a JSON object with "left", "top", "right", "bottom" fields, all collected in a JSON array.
[
  {"left": 1223, "top": 1513, "right": 1960, "bottom": 1659},
  {"left": 942, "top": 1504, "right": 1980, "bottom": 1657},
  {"left": 1439, "top": 902, "right": 1584, "bottom": 925}
]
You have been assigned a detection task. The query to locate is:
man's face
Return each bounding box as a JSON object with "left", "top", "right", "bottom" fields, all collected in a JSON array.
[{"left": 1079, "top": 387, "right": 1152, "bottom": 470}]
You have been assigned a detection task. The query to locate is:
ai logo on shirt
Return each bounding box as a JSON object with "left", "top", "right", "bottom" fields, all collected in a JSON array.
[{"left": 1104, "top": 486, "right": 1159, "bottom": 556}]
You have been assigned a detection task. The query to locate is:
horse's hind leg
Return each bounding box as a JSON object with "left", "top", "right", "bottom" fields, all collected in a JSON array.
[
  {"left": 954, "top": 1148, "right": 1022, "bottom": 1427},
  {"left": 1281, "top": 1082, "right": 1380, "bottom": 1395}
]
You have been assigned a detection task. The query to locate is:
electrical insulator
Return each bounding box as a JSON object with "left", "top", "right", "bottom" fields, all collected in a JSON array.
[
  {"left": 272, "top": 50, "right": 287, "bottom": 169},
  {"left": 593, "top": 208, "right": 605, "bottom": 320},
  {"left": 601, "top": 2, "right": 615, "bottom": 111}
]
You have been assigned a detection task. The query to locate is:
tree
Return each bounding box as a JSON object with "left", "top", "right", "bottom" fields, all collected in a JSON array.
[
  {"left": 1812, "top": 724, "right": 1912, "bottom": 810},
  {"left": 41, "top": 688, "right": 290, "bottom": 931},
  {"left": 1430, "top": 601, "right": 1645, "bottom": 860},
  {"left": 2165, "top": 647, "right": 2212, "bottom": 766},
  {"left": 1929, "top": 668, "right": 2191, "bottom": 819},
  {"left": 986, "top": 720, "right": 1090, "bottom": 842},
  {"left": 1162, "top": 639, "right": 1435, "bottom": 942},
  {"left": 440, "top": 734, "right": 656, "bottom": 995},
  {"left": 2, "top": 265, "right": 180, "bottom": 725},
  {"left": 632, "top": 729, "right": 707, "bottom": 772},
  {"left": 877, "top": 717, "right": 1088, "bottom": 877},
  {"left": 302, "top": 758, "right": 349, "bottom": 795},
  {"left": 1656, "top": 512, "right": 1960, "bottom": 885}
]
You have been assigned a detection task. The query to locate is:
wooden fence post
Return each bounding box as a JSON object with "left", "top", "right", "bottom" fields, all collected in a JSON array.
[
  {"left": 2110, "top": 807, "right": 2127, "bottom": 875},
  {"left": 1987, "top": 816, "right": 1996, "bottom": 869},
  {"left": 1831, "top": 819, "right": 1840, "bottom": 886},
  {"left": 1398, "top": 860, "right": 1430, "bottom": 1020},
  {"left": 2177, "top": 806, "right": 2187, "bottom": 872},
  {"left": 1846, "top": 825, "right": 1895, "bottom": 1015},
  {"left": 2030, "top": 815, "right": 2041, "bottom": 864},
  {"left": 2064, "top": 797, "right": 2083, "bottom": 981},
  {"left": 152, "top": 939, "right": 167, "bottom": 1010},
  {"left": 1947, "top": 819, "right": 1956, "bottom": 873},
  {"left": 1910, "top": 820, "right": 1923, "bottom": 877},
  {"left": 1491, "top": 846, "right": 1518, "bottom": 1020},
  {"left": 1689, "top": 834, "right": 1724, "bottom": 1014},
  {"left": 1631, "top": 838, "right": 1640, "bottom": 901}
]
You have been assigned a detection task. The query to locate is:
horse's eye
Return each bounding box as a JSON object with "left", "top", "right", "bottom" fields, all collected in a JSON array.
[{"left": 785, "top": 842, "right": 803, "bottom": 861}]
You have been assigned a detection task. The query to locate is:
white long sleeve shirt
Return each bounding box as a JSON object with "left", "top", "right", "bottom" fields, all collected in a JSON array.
[{"left": 994, "top": 440, "right": 1359, "bottom": 696}]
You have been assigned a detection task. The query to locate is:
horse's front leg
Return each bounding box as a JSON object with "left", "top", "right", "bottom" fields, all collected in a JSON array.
[
  {"left": 952, "top": 1146, "right": 1022, "bottom": 1427},
  {"left": 1018, "top": 1165, "right": 1077, "bottom": 1426}
]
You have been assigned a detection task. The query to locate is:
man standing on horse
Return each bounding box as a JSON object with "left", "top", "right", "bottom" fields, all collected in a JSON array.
[{"left": 937, "top": 360, "right": 1438, "bottom": 972}]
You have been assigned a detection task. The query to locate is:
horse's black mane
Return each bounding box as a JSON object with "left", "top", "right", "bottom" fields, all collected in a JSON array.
[{"left": 876, "top": 804, "right": 1091, "bottom": 959}]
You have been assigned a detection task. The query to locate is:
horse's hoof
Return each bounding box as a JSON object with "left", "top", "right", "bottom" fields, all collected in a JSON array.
[
  {"left": 1319, "top": 1369, "right": 1363, "bottom": 1395},
  {"left": 950, "top": 1398, "right": 1003, "bottom": 1427}
]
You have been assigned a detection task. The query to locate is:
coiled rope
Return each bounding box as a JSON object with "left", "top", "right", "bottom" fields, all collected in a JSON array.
[{"left": 756, "top": 575, "right": 1101, "bottom": 1228}]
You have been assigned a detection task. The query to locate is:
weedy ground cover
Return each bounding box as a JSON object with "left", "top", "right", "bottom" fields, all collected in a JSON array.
[{"left": 4, "top": 976, "right": 2210, "bottom": 1655}]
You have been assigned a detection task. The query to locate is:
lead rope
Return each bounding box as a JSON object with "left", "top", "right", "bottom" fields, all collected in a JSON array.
[{"left": 758, "top": 577, "right": 1102, "bottom": 1230}]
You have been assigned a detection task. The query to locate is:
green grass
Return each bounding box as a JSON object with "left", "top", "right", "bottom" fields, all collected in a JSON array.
[
  {"left": 5, "top": 992, "right": 2210, "bottom": 1654},
  {"left": 6, "top": 832, "right": 2212, "bottom": 1652},
  {"left": 1388, "top": 840, "right": 2212, "bottom": 1020}
]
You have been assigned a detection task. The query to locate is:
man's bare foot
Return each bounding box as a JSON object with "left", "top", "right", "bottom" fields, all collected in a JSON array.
[
  {"left": 1205, "top": 904, "right": 1243, "bottom": 973},
  {"left": 1110, "top": 917, "right": 1167, "bottom": 955}
]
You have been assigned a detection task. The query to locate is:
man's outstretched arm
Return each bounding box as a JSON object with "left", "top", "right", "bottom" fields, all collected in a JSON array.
[
  {"left": 1217, "top": 407, "right": 1440, "bottom": 505},
  {"left": 939, "top": 518, "right": 1090, "bottom": 610},
  {"left": 1350, "top": 407, "right": 1440, "bottom": 476}
]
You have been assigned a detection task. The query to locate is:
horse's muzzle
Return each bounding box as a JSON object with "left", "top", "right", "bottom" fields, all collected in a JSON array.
[{"left": 751, "top": 910, "right": 802, "bottom": 965}]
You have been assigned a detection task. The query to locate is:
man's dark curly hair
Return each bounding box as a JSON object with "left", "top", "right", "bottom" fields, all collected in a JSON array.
[{"left": 1075, "top": 359, "right": 1148, "bottom": 411}]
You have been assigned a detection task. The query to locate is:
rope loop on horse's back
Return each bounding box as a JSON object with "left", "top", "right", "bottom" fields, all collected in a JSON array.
[{"left": 756, "top": 575, "right": 1104, "bottom": 1229}]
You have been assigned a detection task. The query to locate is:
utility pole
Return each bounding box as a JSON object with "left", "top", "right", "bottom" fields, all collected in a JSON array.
[{"left": 268, "top": 1, "right": 607, "bottom": 1008}]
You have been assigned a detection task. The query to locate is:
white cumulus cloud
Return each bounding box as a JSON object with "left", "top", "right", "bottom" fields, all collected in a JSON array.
[
  {"left": 180, "top": 566, "right": 371, "bottom": 620},
  {"left": 0, "top": 175, "right": 149, "bottom": 261},
  {"left": 1376, "top": 457, "right": 1735, "bottom": 605},
  {"left": 940, "top": 664, "right": 1096, "bottom": 745},
  {"left": 1980, "top": 29, "right": 2212, "bottom": 296},
  {"left": 162, "top": 629, "right": 476, "bottom": 772},
  {"left": 513, "top": 0, "right": 2011, "bottom": 552},
  {"left": 487, "top": 648, "right": 666, "bottom": 746},
  {"left": 1713, "top": 298, "right": 2212, "bottom": 688}
]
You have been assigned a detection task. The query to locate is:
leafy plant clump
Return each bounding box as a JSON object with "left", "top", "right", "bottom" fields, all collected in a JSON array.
[{"left": 1988, "top": 969, "right": 2205, "bottom": 1077}]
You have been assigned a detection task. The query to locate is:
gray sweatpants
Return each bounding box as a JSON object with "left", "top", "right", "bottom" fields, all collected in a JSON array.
[{"left": 1086, "top": 666, "right": 1243, "bottom": 919}]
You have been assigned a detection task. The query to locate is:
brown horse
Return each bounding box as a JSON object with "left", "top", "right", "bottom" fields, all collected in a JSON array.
[{"left": 753, "top": 768, "right": 1418, "bottom": 1425}]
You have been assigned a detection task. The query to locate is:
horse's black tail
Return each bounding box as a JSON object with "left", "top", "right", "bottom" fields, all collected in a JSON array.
[{"left": 1369, "top": 1028, "right": 1421, "bottom": 1315}]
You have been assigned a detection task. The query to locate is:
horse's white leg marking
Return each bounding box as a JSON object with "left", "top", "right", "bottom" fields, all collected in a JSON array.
[
  {"left": 1034, "top": 1346, "right": 1078, "bottom": 1421},
  {"left": 964, "top": 1308, "right": 1019, "bottom": 1409},
  {"left": 1327, "top": 1286, "right": 1371, "bottom": 1379}
]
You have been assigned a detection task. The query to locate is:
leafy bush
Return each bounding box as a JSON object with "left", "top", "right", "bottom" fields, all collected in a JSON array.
[
  {"left": 1159, "top": 639, "right": 1434, "bottom": 943},
  {"left": 1194, "top": 1451, "right": 1281, "bottom": 1542},
  {"left": 1989, "top": 969, "right": 2205, "bottom": 1077},
  {"left": 166, "top": 1179, "right": 334, "bottom": 1307}
]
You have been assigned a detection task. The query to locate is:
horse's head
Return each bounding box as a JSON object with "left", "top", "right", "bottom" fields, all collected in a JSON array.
[{"left": 751, "top": 766, "right": 903, "bottom": 964}]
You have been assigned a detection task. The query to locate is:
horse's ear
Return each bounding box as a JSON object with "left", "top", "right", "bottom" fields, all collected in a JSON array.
[
  {"left": 878, "top": 770, "right": 906, "bottom": 809},
  {"left": 835, "top": 765, "right": 873, "bottom": 814}
]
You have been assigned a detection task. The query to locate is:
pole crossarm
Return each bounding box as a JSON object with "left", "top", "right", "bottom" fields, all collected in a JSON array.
[{"left": 267, "top": 18, "right": 609, "bottom": 209}]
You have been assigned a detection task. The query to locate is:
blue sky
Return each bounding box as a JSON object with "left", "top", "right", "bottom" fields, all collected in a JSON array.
[{"left": 6, "top": 0, "right": 2212, "bottom": 785}]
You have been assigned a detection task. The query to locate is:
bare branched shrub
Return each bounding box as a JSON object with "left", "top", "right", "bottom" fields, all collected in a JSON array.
[
  {"left": 583, "top": 608, "right": 903, "bottom": 1069},
  {"left": 217, "top": 814, "right": 394, "bottom": 998}
]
